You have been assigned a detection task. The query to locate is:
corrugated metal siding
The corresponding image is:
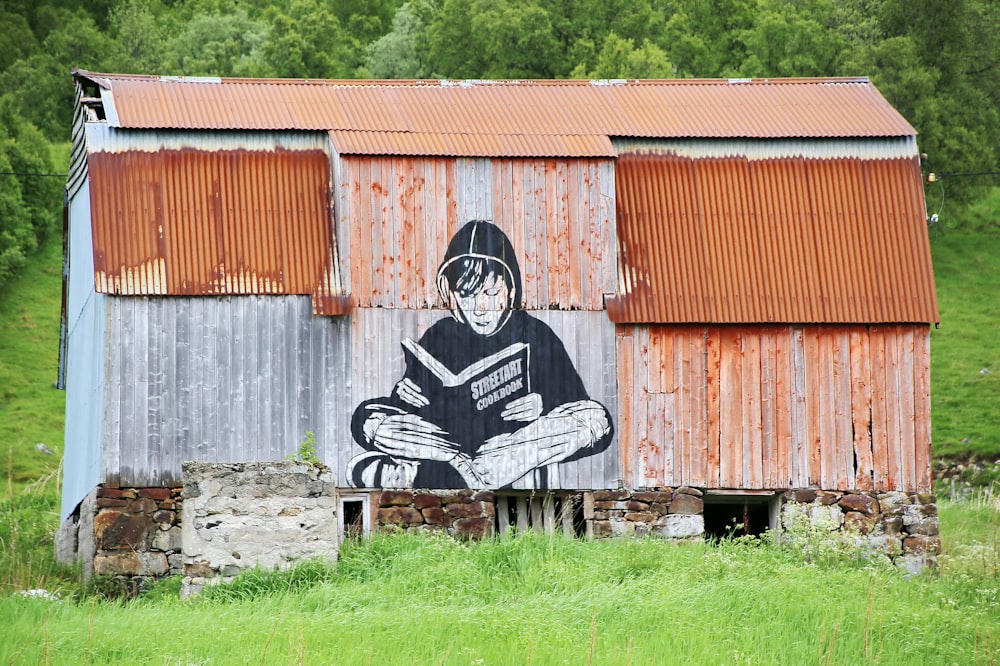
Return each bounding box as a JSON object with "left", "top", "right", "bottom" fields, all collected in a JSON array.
[
  {"left": 87, "top": 147, "right": 344, "bottom": 307},
  {"left": 336, "top": 155, "right": 617, "bottom": 310},
  {"left": 61, "top": 188, "right": 107, "bottom": 520},
  {"left": 612, "top": 137, "right": 919, "bottom": 161},
  {"left": 328, "top": 130, "right": 616, "bottom": 157},
  {"left": 67, "top": 87, "right": 90, "bottom": 199},
  {"left": 611, "top": 152, "right": 938, "bottom": 323},
  {"left": 616, "top": 324, "right": 932, "bottom": 493},
  {"left": 76, "top": 72, "right": 917, "bottom": 149}
]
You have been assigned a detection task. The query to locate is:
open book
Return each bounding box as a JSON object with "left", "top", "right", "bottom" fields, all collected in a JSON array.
[{"left": 401, "top": 337, "right": 531, "bottom": 437}]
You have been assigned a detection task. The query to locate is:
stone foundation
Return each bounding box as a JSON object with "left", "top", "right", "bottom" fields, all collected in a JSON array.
[
  {"left": 375, "top": 489, "right": 496, "bottom": 539},
  {"left": 56, "top": 476, "right": 939, "bottom": 584},
  {"left": 55, "top": 483, "right": 184, "bottom": 583},
  {"left": 584, "top": 488, "right": 705, "bottom": 539},
  {"left": 780, "top": 489, "right": 940, "bottom": 573},
  {"left": 181, "top": 461, "right": 339, "bottom": 595}
]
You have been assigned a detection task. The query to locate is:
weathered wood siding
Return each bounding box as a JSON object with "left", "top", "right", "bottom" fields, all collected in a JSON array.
[
  {"left": 617, "top": 324, "right": 931, "bottom": 492},
  {"left": 101, "top": 296, "right": 620, "bottom": 490},
  {"left": 103, "top": 296, "right": 353, "bottom": 487},
  {"left": 349, "top": 307, "right": 620, "bottom": 490},
  {"left": 335, "top": 156, "right": 616, "bottom": 309}
]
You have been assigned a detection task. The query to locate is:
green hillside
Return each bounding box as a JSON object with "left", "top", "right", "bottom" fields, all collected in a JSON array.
[
  {"left": 928, "top": 188, "right": 1000, "bottom": 475},
  {"left": 0, "top": 234, "right": 64, "bottom": 495}
]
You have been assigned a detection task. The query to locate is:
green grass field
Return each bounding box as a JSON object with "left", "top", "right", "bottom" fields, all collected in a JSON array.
[
  {"left": 929, "top": 229, "right": 1000, "bottom": 460},
  {"left": 1, "top": 512, "right": 998, "bottom": 665},
  {"left": 0, "top": 233, "right": 64, "bottom": 495}
]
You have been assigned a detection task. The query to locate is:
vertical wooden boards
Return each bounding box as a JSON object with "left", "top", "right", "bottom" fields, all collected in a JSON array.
[
  {"left": 897, "top": 326, "right": 917, "bottom": 490},
  {"left": 615, "top": 323, "right": 931, "bottom": 493},
  {"left": 850, "top": 328, "right": 875, "bottom": 491},
  {"left": 616, "top": 330, "right": 636, "bottom": 487},
  {"left": 870, "top": 325, "right": 890, "bottom": 489},
  {"left": 913, "top": 329, "right": 932, "bottom": 491},
  {"left": 104, "top": 295, "right": 353, "bottom": 486},
  {"left": 718, "top": 326, "right": 743, "bottom": 487},
  {"left": 102, "top": 295, "right": 932, "bottom": 494},
  {"left": 742, "top": 326, "right": 763, "bottom": 488},
  {"left": 338, "top": 155, "right": 614, "bottom": 312},
  {"left": 704, "top": 327, "right": 722, "bottom": 488}
]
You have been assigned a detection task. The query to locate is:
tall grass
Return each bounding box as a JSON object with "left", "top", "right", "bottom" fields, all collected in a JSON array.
[
  {"left": 2, "top": 511, "right": 999, "bottom": 666},
  {"left": 0, "top": 466, "right": 78, "bottom": 597}
]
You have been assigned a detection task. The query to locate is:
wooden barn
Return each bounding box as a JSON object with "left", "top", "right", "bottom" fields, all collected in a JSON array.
[{"left": 58, "top": 70, "right": 939, "bottom": 577}]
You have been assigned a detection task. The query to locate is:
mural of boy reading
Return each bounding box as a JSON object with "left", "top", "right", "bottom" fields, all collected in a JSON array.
[{"left": 349, "top": 220, "right": 613, "bottom": 489}]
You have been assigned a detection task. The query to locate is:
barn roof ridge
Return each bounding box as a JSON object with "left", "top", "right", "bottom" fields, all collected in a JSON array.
[{"left": 72, "top": 69, "right": 915, "bottom": 147}]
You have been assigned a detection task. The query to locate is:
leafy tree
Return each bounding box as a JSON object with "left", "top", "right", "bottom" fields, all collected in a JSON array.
[
  {"left": 0, "top": 102, "right": 61, "bottom": 288},
  {"left": 467, "top": 1, "right": 560, "bottom": 78},
  {"left": 573, "top": 33, "right": 674, "bottom": 79},
  {"left": 735, "top": 1, "right": 845, "bottom": 77},
  {"left": 424, "top": 0, "right": 491, "bottom": 78},
  {"left": 0, "top": 10, "right": 38, "bottom": 71},
  {"left": 330, "top": 0, "right": 401, "bottom": 46},
  {"left": 662, "top": 0, "right": 756, "bottom": 77},
  {"left": 160, "top": 8, "right": 267, "bottom": 76},
  {"left": 259, "top": 0, "right": 354, "bottom": 78},
  {"left": 874, "top": 0, "right": 1000, "bottom": 202},
  {"left": 108, "top": 0, "right": 172, "bottom": 74},
  {"left": 0, "top": 149, "right": 32, "bottom": 286},
  {"left": 0, "top": 8, "right": 121, "bottom": 140},
  {"left": 364, "top": 1, "right": 436, "bottom": 79}
]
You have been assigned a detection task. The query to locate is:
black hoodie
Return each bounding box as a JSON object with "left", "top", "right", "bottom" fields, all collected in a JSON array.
[{"left": 351, "top": 221, "right": 608, "bottom": 487}]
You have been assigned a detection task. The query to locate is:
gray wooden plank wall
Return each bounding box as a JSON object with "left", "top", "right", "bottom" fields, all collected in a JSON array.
[{"left": 102, "top": 296, "right": 619, "bottom": 490}]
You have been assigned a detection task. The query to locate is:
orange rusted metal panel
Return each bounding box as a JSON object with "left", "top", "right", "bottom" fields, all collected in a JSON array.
[
  {"left": 88, "top": 148, "right": 339, "bottom": 304},
  {"left": 620, "top": 323, "right": 931, "bottom": 492},
  {"left": 611, "top": 153, "right": 939, "bottom": 324},
  {"left": 76, "top": 71, "right": 916, "bottom": 151},
  {"left": 335, "top": 155, "right": 616, "bottom": 311}
]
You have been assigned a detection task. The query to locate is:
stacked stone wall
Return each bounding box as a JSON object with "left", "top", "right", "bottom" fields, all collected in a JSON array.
[
  {"left": 181, "top": 461, "right": 340, "bottom": 595},
  {"left": 585, "top": 488, "right": 705, "bottom": 538},
  {"left": 57, "top": 478, "right": 940, "bottom": 583},
  {"left": 81, "top": 485, "right": 185, "bottom": 581},
  {"left": 376, "top": 489, "right": 496, "bottom": 539},
  {"left": 781, "top": 489, "right": 940, "bottom": 572}
]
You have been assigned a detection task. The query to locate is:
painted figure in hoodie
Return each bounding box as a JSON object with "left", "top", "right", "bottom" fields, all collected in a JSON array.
[{"left": 349, "top": 220, "right": 613, "bottom": 489}]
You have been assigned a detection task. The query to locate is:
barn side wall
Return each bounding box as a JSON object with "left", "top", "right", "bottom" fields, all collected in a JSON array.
[
  {"left": 96, "top": 295, "right": 620, "bottom": 490},
  {"left": 617, "top": 323, "right": 932, "bottom": 493},
  {"left": 61, "top": 182, "right": 108, "bottom": 521},
  {"left": 100, "top": 295, "right": 352, "bottom": 487}
]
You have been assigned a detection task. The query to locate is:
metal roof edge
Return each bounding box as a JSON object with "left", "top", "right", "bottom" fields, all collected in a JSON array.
[{"left": 71, "top": 70, "right": 877, "bottom": 88}]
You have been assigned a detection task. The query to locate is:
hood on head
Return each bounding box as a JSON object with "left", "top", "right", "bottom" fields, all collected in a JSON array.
[{"left": 436, "top": 220, "right": 523, "bottom": 308}]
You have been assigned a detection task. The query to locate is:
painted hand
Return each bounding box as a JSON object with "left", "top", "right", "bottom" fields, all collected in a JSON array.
[
  {"left": 369, "top": 413, "right": 459, "bottom": 461},
  {"left": 500, "top": 392, "right": 543, "bottom": 422},
  {"left": 394, "top": 378, "right": 429, "bottom": 408}
]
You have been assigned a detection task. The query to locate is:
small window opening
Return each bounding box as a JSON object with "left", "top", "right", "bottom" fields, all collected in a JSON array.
[
  {"left": 703, "top": 492, "right": 778, "bottom": 541},
  {"left": 495, "top": 492, "right": 585, "bottom": 537},
  {"left": 338, "top": 493, "right": 371, "bottom": 542}
]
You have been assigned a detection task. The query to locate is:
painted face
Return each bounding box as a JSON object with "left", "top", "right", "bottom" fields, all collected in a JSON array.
[{"left": 453, "top": 271, "right": 510, "bottom": 336}]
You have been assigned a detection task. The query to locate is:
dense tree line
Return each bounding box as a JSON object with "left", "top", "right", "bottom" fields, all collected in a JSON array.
[{"left": 0, "top": 0, "right": 997, "bottom": 289}]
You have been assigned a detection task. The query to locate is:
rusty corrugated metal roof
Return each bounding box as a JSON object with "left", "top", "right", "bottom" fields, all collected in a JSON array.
[
  {"left": 609, "top": 152, "right": 938, "bottom": 324},
  {"left": 88, "top": 147, "right": 349, "bottom": 313},
  {"left": 75, "top": 71, "right": 916, "bottom": 157}
]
